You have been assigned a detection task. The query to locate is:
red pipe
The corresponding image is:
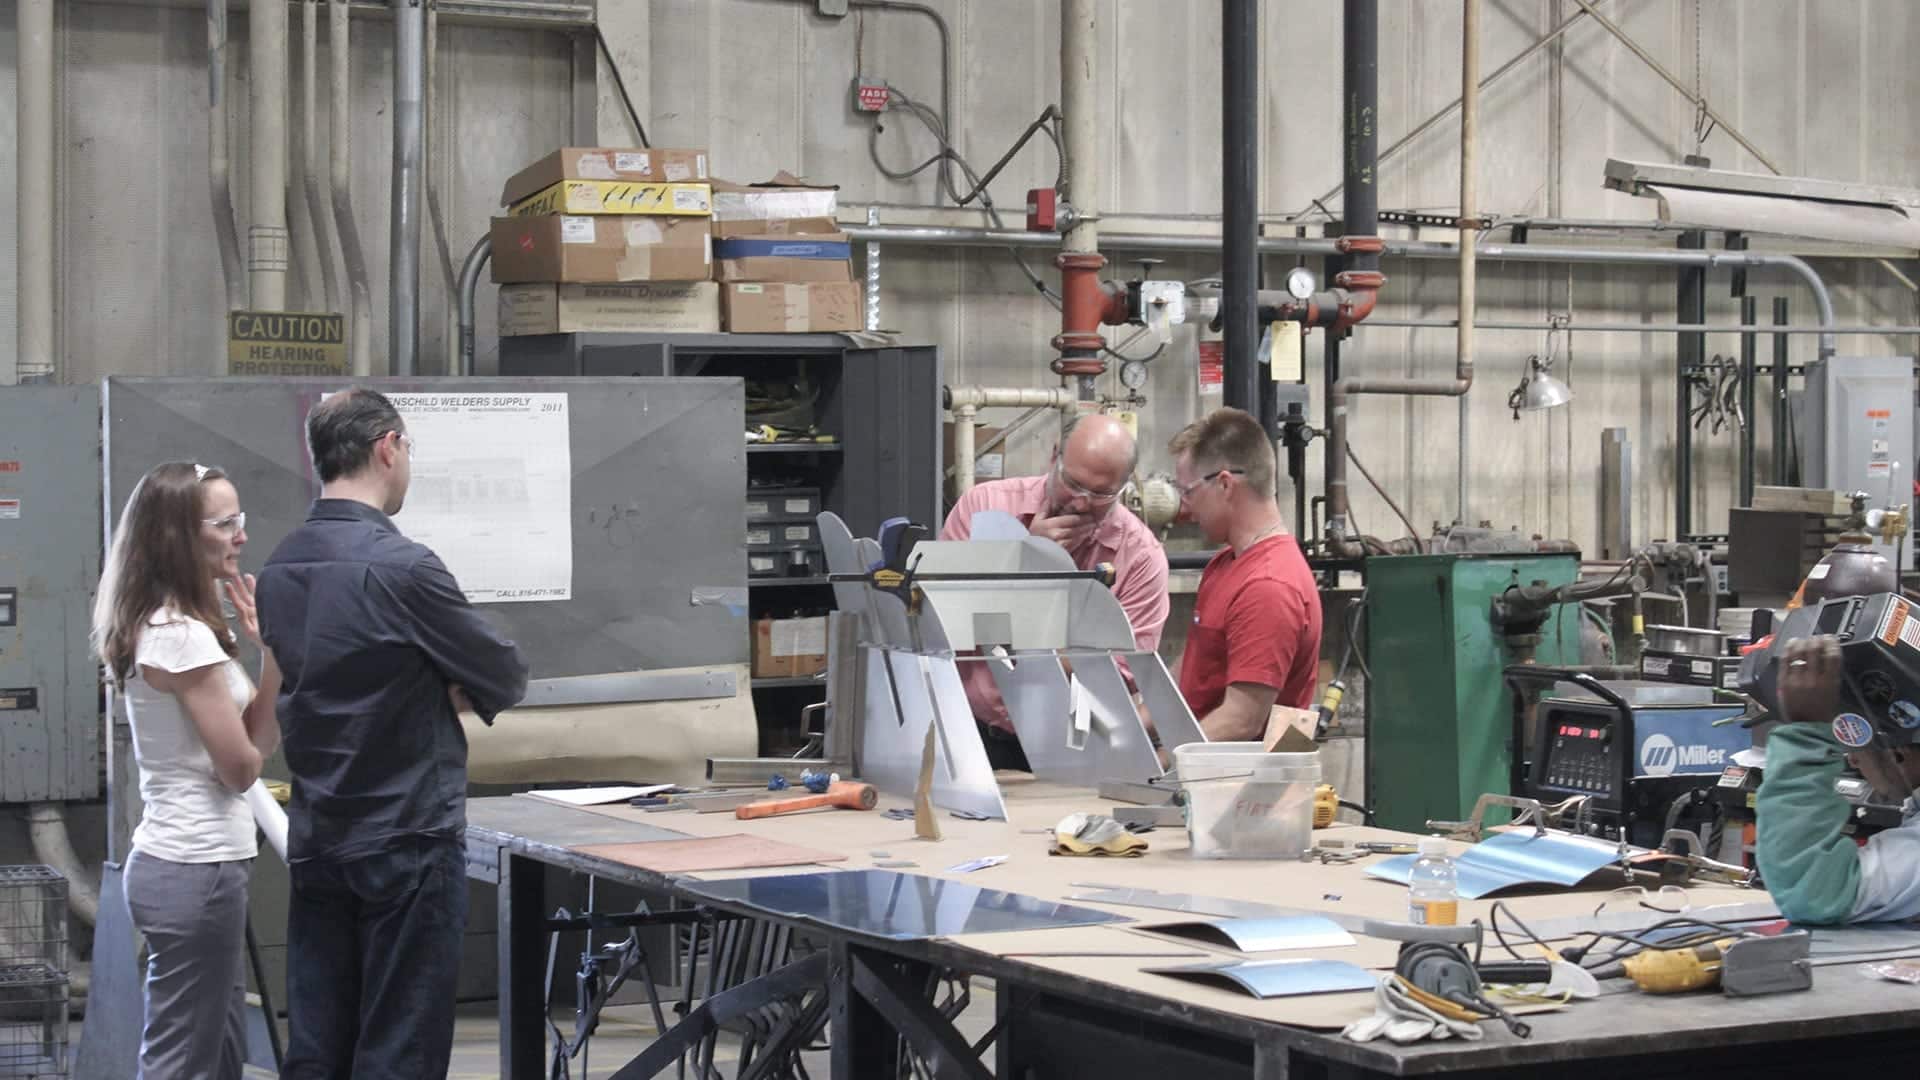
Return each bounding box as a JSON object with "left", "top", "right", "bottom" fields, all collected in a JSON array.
[{"left": 1052, "top": 252, "right": 1129, "bottom": 377}]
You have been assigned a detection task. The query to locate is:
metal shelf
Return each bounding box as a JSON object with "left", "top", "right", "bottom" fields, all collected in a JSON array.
[
  {"left": 747, "top": 443, "right": 843, "bottom": 455},
  {"left": 751, "top": 676, "right": 828, "bottom": 689}
]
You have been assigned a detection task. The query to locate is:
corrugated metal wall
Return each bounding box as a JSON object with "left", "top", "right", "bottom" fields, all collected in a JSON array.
[{"left": 4, "top": 0, "right": 1918, "bottom": 554}]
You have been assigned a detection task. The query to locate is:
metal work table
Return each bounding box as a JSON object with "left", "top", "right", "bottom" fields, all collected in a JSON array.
[{"left": 466, "top": 794, "right": 1920, "bottom": 1079}]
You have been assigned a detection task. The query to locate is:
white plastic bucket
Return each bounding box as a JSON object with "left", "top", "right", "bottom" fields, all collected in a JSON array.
[{"left": 1172, "top": 741, "right": 1321, "bottom": 860}]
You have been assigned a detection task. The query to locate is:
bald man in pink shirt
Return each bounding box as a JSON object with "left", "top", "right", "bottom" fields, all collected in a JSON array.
[{"left": 940, "top": 413, "right": 1171, "bottom": 771}]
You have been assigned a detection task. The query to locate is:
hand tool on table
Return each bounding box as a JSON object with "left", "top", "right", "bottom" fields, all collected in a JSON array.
[
  {"left": 1596, "top": 931, "right": 1811, "bottom": 996},
  {"left": 735, "top": 780, "right": 878, "bottom": 820}
]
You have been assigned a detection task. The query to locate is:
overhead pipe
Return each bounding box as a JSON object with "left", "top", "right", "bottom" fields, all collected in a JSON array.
[
  {"left": 300, "top": 0, "right": 340, "bottom": 315},
  {"left": 389, "top": 0, "right": 427, "bottom": 375},
  {"left": 1327, "top": 0, "right": 1474, "bottom": 556},
  {"left": 248, "top": 0, "right": 291, "bottom": 310},
  {"left": 329, "top": 0, "right": 374, "bottom": 373},
  {"left": 944, "top": 385, "right": 1078, "bottom": 497},
  {"left": 1054, "top": 0, "right": 1115, "bottom": 400},
  {"left": 1220, "top": 0, "right": 1260, "bottom": 416},
  {"left": 206, "top": 0, "right": 247, "bottom": 315},
  {"left": 16, "top": 0, "right": 55, "bottom": 382}
]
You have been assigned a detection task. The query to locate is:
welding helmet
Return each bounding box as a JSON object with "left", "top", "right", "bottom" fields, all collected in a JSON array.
[{"left": 1737, "top": 592, "right": 1920, "bottom": 749}]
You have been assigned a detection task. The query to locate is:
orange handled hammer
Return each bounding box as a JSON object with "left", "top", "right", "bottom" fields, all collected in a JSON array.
[{"left": 735, "top": 781, "right": 878, "bottom": 821}]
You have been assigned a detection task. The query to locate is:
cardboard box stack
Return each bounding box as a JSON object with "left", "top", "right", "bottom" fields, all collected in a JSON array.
[
  {"left": 712, "top": 172, "right": 859, "bottom": 334},
  {"left": 493, "top": 147, "right": 721, "bottom": 335}
]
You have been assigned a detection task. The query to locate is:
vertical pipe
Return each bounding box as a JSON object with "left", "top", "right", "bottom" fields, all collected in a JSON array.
[
  {"left": 206, "top": 0, "right": 247, "bottom": 316},
  {"left": 17, "top": 0, "right": 56, "bottom": 382},
  {"left": 1772, "top": 297, "right": 1791, "bottom": 484},
  {"left": 424, "top": 0, "right": 459, "bottom": 372},
  {"left": 1343, "top": 0, "right": 1379, "bottom": 273},
  {"left": 249, "top": 0, "right": 290, "bottom": 310},
  {"left": 1675, "top": 230, "right": 1707, "bottom": 539},
  {"left": 1061, "top": 0, "right": 1102, "bottom": 403},
  {"left": 1455, "top": 0, "right": 1479, "bottom": 524},
  {"left": 952, "top": 404, "right": 978, "bottom": 497},
  {"left": 301, "top": 0, "right": 341, "bottom": 315},
  {"left": 456, "top": 234, "right": 490, "bottom": 377},
  {"left": 330, "top": 0, "right": 373, "bottom": 373},
  {"left": 389, "top": 0, "right": 426, "bottom": 376},
  {"left": 1221, "top": 0, "right": 1260, "bottom": 415},
  {"left": 1739, "top": 295, "right": 1757, "bottom": 508}
]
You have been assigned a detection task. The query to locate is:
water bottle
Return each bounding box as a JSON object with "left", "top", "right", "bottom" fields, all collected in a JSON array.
[{"left": 1407, "top": 837, "right": 1459, "bottom": 926}]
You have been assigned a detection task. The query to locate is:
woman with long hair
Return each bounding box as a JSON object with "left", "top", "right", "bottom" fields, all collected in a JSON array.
[{"left": 92, "top": 462, "right": 280, "bottom": 1080}]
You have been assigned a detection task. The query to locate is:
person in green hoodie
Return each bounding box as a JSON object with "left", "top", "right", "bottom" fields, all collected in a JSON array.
[{"left": 1755, "top": 634, "right": 1920, "bottom": 924}]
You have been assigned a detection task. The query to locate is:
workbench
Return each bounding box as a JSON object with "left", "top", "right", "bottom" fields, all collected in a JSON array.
[{"left": 465, "top": 780, "right": 1920, "bottom": 1079}]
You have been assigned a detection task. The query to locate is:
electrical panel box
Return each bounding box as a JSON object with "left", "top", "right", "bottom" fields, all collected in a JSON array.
[
  {"left": 0, "top": 387, "right": 103, "bottom": 803},
  {"left": 1802, "top": 355, "right": 1915, "bottom": 568},
  {"left": 1364, "top": 553, "right": 1581, "bottom": 832}
]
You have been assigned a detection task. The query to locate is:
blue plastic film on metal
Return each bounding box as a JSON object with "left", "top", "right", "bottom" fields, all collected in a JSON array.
[
  {"left": 682, "top": 869, "right": 1130, "bottom": 940},
  {"left": 1144, "top": 958, "right": 1377, "bottom": 999},
  {"left": 1366, "top": 830, "right": 1625, "bottom": 899},
  {"left": 1143, "top": 915, "right": 1355, "bottom": 953},
  {"left": 714, "top": 238, "right": 853, "bottom": 261}
]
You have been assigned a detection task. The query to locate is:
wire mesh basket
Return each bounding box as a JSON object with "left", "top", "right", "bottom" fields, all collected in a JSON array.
[
  {"left": 0, "top": 869, "right": 64, "bottom": 975},
  {"left": 0, "top": 964, "right": 66, "bottom": 1078}
]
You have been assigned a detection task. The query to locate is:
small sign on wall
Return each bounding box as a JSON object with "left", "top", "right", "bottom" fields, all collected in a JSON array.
[{"left": 227, "top": 311, "right": 348, "bottom": 376}]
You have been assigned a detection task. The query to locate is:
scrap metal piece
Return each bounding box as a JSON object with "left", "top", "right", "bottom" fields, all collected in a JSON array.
[{"left": 1721, "top": 932, "right": 1813, "bottom": 996}]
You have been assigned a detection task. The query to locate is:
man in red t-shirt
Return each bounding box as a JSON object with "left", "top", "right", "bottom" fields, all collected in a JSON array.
[{"left": 1169, "top": 408, "right": 1322, "bottom": 741}]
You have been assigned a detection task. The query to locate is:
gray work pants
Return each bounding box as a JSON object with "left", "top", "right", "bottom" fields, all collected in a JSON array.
[{"left": 123, "top": 848, "right": 251, "bottom": 1080}]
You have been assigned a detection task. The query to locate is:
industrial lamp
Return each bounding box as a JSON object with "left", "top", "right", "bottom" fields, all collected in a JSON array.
[
  {"left": 1508, "top": 355, "right": 1572, "bottom": 417},
  {"left": 1603, "top": 158, "right": 1920, "bottom": 247}
]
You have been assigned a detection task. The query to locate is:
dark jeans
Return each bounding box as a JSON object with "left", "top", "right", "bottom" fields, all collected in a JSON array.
[
  {"left": 281, "top": 836, "right": 468, "bottom": 1080},
  {"left": 977, "top": 719, "right": 1032, "bottom": 773}
]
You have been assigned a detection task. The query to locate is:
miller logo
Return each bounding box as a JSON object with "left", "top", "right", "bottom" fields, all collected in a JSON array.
[{"left": 1640, "top": 734, "right": 1726, "bottom": 777}]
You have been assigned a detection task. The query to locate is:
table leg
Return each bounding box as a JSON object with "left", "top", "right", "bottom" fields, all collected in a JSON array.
[{"left": 498, "top": 852, "right": 547, "bottom": 1080}]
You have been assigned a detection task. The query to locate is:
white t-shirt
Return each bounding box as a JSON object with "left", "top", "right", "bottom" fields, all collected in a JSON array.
[{"left": 123, "top": 609, "right": 257, "bottom": 863}]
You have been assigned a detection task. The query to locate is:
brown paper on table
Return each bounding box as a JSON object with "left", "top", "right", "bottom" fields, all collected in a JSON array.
[{"left": 573, "top": 834, "right": 847, "bottom": 874}]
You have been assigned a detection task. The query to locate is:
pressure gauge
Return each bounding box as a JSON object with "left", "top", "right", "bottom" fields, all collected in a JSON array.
[
  {"left": 1285, "top": 266, "right": 1317, "bottom": 301},
  {"left": 1119, "top": 359, "right": 1149, "bottom": 390}
]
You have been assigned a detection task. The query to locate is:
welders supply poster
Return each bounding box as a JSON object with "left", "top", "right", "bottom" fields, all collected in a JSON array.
[{"left": 385, "top": 392, "right": 573, "bottom": 603}]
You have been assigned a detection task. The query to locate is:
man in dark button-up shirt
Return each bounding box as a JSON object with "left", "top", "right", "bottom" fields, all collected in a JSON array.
[{"left": 259, "top": 387, "right": 528, "bottom": 1080}]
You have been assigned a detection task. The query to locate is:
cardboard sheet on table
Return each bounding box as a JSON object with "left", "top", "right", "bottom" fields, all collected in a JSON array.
[
  {"left": 572, "top": 834, "right": 847, "bottom": 874},
  {"left": 562, "top": 788, "right": 1761, "bottom": 927},
  {"left": 1365, "top": 829, "right": 1627, "bottom": 898}
]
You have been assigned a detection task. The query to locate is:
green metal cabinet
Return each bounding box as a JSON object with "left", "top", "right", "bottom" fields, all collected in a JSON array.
[{"left": 1364, "top": 554, "right": 1582, "bottom": 832}]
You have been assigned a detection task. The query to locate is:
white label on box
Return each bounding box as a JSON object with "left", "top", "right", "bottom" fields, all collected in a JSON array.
[
  {"left": 784, "top": 525, "right": 811, "bottom": 542},
  {"left": 784, "top": 498, "right": 811, "bottom": 514},
  {"left": 1691, "top": 660, "right": 1715, "bottom": 676},
  {"left": 696, "top": 154, "right": 708, "bottom": 179},
  {"left": 673, "top": 187, "right": 711, "bottom": 212},
  {"left": 750, "top": 555, "right": 776, "bottom": 573},
  {"left": 771, "top": 617, "right": 828, "bottom": 657},
  {"left": 745, "top": 499, "right": 770, "bottom": 516},
  {"left": 615, "top": 151, "right": 650, "bottom": 174},
  {"left": 738, "top": 284, "right": 764, "bottom": 294},
  {"left": 747, "top": 527, "right": 772, "bottom": 545},
  {"left": 0, "top": 499, "right": 18, "bottom": 520},
  {"left": 1808, "top": 563, "right": 1832, "bottom": 580},
  {"left": 976, "top": 452, "right": 1005, "bottom": 480},
  {"left": 561, "top": 216, "right": 597, "bottom": 244},
  {"left": 577, "top": 152, "right": 616, "bottom": 179},
  {"left": 1643, "top": 657, "right": 1671, "bottom": 676},
  {"left": 623, "top": 218, "right": 665, "bottom": 245},
  {"left": 664, "top": 162, "right": 693, "bottom": 182}
]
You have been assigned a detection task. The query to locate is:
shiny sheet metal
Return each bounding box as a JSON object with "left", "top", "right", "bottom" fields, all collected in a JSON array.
[
  {"left": 1066, "top": 886, "right": 1370, "bottom": 934},
  {"left": 1143, "top": 916, "right": 1356, "bottom": 953},
  {"left": 1130, "top": 650, "right": 1207, "bottom": 752},
  {"left": 1365, "top": 830, "right": 1627, "bottom": 899},
  {"left": 858, "top": 648, "right": 1007, "bottom": 820},
  {"left": 964, "top": 509, "right": 1030, "bottom": 541},
  {"left": 817, "top": 511, "right": 871, "bottom": 620},
  {"left": 1143, "top": 958, "right": 1377, "bottom": 999},
  {"left": 989, "top": 653, "right": 1163, "bottom": 787},
  {"left": 683, "top": 870, "right": 1129, "bottom": 940}
]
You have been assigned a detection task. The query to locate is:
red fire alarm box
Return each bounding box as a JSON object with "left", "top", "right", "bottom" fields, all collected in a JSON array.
[
  {"left": 853, "top": 79, "right": 891, "bottom": 113},
  {"left": 1026, "top": 188, "right": 1058, "bottom": 232}
]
